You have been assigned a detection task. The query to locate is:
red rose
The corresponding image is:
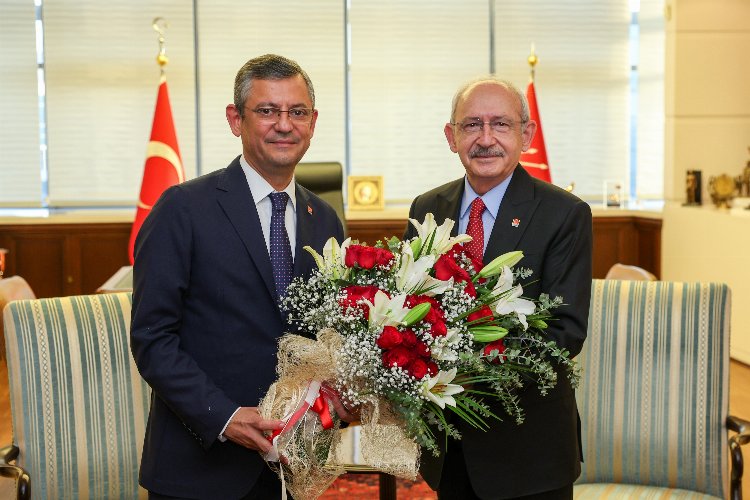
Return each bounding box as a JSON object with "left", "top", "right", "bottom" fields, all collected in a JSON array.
[
  {"left": 382, "top": 346, "right": 413, "bottom": 369},
  {"left": 400, "top": 329, "right": 418, "bottom": 348},
  {"left": 426, "top": 361, "right": 439, "bottom": 376},
  {"left": 408, "top": 358, "right": 429, "bottom": 379},
  {"left": 463, "top": 281, "right": 477, "bottom": 298},
  {"left": 345, "top": 245, "right": 377, "bottom": 269},
  {"left": 376, "top": 326, "right": 403, "bottom": 349},
  {"left": 339, "top": 285, "right": 382, "bottom": 317},
  {"left": 482, "top": 339, "right": 506, "bottom": 364},
  {"left": 468, "top": 305, "right": 494, "bottom": 325},
  {"left": 434, "top": 253, "right": 471, "bottom": 283},
  {"left": 414, "top": 340, "right": 431, "bottom": 358},
  {"left": 430, "top": 320, "right": 448, "bottom": 337},
  {"left": 375, "top": 247, "right": 395, "bottom": 268}
]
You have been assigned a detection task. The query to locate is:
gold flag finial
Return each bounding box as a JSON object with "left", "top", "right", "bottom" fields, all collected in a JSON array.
[
  {"left": 527, "top": 43, "right": 538, "bottom": 81},
  {"left": 152, "top": 17, "right": 169, "bottom": 74}
]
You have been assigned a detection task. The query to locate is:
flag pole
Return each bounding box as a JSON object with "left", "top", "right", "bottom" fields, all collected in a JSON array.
[
  {"left": 152, "top": 17, "right": 169, "bottom": 79},
  {"left": 129, "top": 17, "right": 184, "bottom": 264},
  {"left": 528, "top": 43, "right": 537, "bottom": 83}
]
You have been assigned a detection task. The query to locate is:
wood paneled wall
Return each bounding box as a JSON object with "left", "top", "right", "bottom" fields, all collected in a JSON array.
[{"left": 0, "top": 215, "right": 661, "bottom": 298}]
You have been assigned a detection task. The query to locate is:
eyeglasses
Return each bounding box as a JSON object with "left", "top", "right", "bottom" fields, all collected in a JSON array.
[
  {"left": 452, "top": 118, "right": 525, "bottom": 136},
  {"left": 249, "top": 106, "right": 314, "bottom": 123}
]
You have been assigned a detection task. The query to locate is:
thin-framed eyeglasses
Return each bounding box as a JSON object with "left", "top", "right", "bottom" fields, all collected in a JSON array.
[
  {"left": 452, "top": 118, "right": 526, "bottom": 136},
  {"left": 248, "top": 106, "right": 314, "bottom": 123}
]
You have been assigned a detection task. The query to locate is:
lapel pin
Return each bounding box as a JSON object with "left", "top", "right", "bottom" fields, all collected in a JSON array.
[
  {"left": 307, "top": 205, "right": 313, "bottom": 215},
  {"left": 512, "top": 218, "right": 520, "bottom": 228}
]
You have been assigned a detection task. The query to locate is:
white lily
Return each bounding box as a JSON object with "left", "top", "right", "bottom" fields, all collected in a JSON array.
[
  {"left": 421, "top": 368, "right": 464, "bottom": 409},
  {"left": 409, "top": 213, "right": 472, "bottom": 257},
  {"left": 395, "top": 242, "right": 453, "bottom": 296},
  {"left": 488, "top": 266, "right": 535, "bottom": 329},
  {"left": 364, "top": 290, "right": 410, "bottom": 328},
  {"left": 429, "top": 328, "right": 462, "bottom": 362},
  {"left": 304, "top": 237, "right": 351, "bottom": 279}
]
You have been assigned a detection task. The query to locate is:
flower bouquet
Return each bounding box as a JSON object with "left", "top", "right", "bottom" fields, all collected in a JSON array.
[{"left": 259, "top": 213, "right": 579, "bottom": 499}]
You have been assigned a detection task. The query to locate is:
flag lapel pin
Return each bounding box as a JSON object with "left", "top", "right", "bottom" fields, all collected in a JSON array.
[
  {"left": 307, "top": 205, "right": 313, "bottom": 215},
  {"left": 512, "top": 218, "right": 521, "bottom": 228}
]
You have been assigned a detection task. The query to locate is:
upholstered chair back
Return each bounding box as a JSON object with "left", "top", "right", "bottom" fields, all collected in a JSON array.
[
  {"left": 295, "top": 161, "right": 347, "bottom": 233},
  {"left": 3, "top": 292, "right": 149, "bottom": 499},
  {"left": 575, "top": 280, "right": 731, "bottom": 499}
]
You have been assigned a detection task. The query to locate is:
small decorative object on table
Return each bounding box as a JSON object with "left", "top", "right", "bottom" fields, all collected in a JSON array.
[
  {"left": 708, "top": 173, "right": 736, "bottom": 209},
  {"left": 603, "top": 180, "right": 623, "bottom": 207},
  {"left": 683, "top": 170, "right": 702, "bottom": 206},
  {"left": 260, "top": 214, "right": 579, "bottom": 499}
]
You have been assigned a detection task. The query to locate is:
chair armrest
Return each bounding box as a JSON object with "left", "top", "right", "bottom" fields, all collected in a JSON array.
[
  {"left": 728, "top": 415, "right": 750, "bottom": 500},
  {"left": 0, "top": 445, "right": 30, "bottom": 500}
]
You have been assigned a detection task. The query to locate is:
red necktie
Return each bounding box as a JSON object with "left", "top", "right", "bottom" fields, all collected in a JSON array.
[{"left": 464, "top": 197, "right": 485, "bottom": 262}]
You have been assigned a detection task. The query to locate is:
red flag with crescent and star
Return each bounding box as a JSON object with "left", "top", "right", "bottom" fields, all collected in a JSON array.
[
  {"left": 520, "top": 81, "right": 551, "bottom": 183},
  {"left": 128, "top": 77, "right": 185, "bottom": 263}
]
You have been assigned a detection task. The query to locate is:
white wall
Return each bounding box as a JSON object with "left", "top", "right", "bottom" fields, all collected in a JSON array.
[{"left": 662, "top": 0, "right": 750, "bottom": 363}]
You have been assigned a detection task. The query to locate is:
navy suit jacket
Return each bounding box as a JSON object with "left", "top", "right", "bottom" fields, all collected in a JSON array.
[
  {"left": 130, "top": 157, "right": 344, "bottom": 498},
  {"left": 405, "top": 166, "right": 592, "bottom": 498}
]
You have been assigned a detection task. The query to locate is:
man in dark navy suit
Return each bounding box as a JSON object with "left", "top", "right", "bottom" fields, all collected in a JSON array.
[
  {"left": 405, "top": 77, "right": 592, "bottom": 499},
  {"left": 131, "top": 54, "right": 352, "bottom": 499}
]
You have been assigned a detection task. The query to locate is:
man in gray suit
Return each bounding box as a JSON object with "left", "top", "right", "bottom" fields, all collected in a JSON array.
[{"left": 405, "top": 77, "right": 592, "bottom": 499}]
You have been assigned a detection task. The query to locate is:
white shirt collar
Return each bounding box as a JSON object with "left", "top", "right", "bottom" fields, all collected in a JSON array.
[{"left": 239, "top": 155, "right": 296, "bottom": 208}]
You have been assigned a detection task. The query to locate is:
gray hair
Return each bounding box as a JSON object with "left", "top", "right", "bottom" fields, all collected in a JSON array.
[
  {"left": 234, "top": 54, "right": 315, "bottom": 117},
  {"left": 450, "top": 76, "right": 529, "bottom": 124}
]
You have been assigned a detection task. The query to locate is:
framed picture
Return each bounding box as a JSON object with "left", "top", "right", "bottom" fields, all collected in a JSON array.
[{"left": 348, "top": 176, "right": 384, "bottom": 211}]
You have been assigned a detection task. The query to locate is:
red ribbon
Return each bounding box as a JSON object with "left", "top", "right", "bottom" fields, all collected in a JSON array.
[
  {"left": 266, "top": 390, "right": 334, "bottom": 443},
  {"left": 311, "top": 394, "right": 334, "bottom": 430}
]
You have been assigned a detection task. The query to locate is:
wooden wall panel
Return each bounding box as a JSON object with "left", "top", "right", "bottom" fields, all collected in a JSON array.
[{"left": 0, "top": 215, "right": 661, "bottom": 297}]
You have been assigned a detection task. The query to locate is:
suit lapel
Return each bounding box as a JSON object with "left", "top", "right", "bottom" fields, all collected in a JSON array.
[
  {"left": 293, "top": 185, "right": 315, "bottom": 277},
  {"left": 216, "top": 159, "right": 277, "bottom": 300},
  {"left": 486, "top": 166, "right": 540, "bottom": 258},
  {"left": 436, "top": 179, "right": 464, "bottom": 237}
]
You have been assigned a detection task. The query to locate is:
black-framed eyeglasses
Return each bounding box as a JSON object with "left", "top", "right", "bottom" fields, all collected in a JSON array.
[
  {"left": 248, "top": 106, "right": 314, "bottom": 122},
  {"left": 452, "top": 118, "right": 526, "bottom": 135}
]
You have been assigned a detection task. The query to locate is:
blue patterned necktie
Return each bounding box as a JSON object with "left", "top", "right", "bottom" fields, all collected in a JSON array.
[{"left": 269, "top": 192, "right": 293, "bottom": 298}]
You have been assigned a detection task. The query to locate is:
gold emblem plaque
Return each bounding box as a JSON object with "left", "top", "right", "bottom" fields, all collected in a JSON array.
[{"left": 348, "top": 176, "right": 384, "bottom": 210}]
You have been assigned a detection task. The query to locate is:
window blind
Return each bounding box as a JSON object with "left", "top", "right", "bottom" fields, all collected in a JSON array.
[
  {"left": 195, "top": 0, "right": 345, "bottom": 175},
  {"left": 493, "top": 0, "right": 632, "bottom": 200},
  {"left": 43, "top": 0, "right": 196, "bottom": 205},
  {"left": 0, "top": 0, "right": 41, "bottom": 206},
  {"left": 349, "top": 0, "right": 490, "bottom": 203}
]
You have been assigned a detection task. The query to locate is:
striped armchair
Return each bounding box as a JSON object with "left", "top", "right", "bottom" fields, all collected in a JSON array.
[
  {"left": 575, "top": 280, "right": 749, "bottom": 500},
  {"left": 1, "top": 293, "right": 150, "bottom": 499}
]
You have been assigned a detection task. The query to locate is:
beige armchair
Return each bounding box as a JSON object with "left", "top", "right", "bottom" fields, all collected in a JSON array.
[
  {"left": 575, "top": 280, "right": 749, "bottom": 499},
  {"left": 1, "top": 293, "right": 150, "bottom": 499}
]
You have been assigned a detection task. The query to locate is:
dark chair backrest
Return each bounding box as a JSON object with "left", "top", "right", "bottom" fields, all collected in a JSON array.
[{"left": 296, "top": 162, "right": 347, "bottom": 235}]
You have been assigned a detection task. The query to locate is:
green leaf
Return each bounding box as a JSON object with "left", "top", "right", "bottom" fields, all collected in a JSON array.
[{"left": 410, "top": 238, "right": 422, "bottom": 259}]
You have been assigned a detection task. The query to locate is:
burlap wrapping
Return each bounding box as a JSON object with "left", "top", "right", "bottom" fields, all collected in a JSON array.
[{"left": 259, "top": 329, "right": 419, "bottom": 499}]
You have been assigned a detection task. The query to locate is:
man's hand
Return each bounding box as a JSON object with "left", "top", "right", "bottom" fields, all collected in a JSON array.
[
  {"left": 321, "top": 383, "right": 360, "bottom": 423},
  {"left": 223, "top": 407, "right": 284, "bottom": 453}
]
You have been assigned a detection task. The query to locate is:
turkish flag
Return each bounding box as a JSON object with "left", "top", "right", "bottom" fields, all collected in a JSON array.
[
  {"left": 520, "top": 81, "right": 551, "bottom": 183},
  {"left": 128, "top": 78, "right": 185, "bottom": 263}
]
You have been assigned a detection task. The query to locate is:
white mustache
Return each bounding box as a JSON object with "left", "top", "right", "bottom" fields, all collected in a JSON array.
[{"left": 470, "top": 147, "right": 504, "bottom": 159}]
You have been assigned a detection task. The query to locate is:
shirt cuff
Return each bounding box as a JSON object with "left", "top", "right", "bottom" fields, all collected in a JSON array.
[{"left": 218, "top": 407, "right": 241, "bottom": 442}]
